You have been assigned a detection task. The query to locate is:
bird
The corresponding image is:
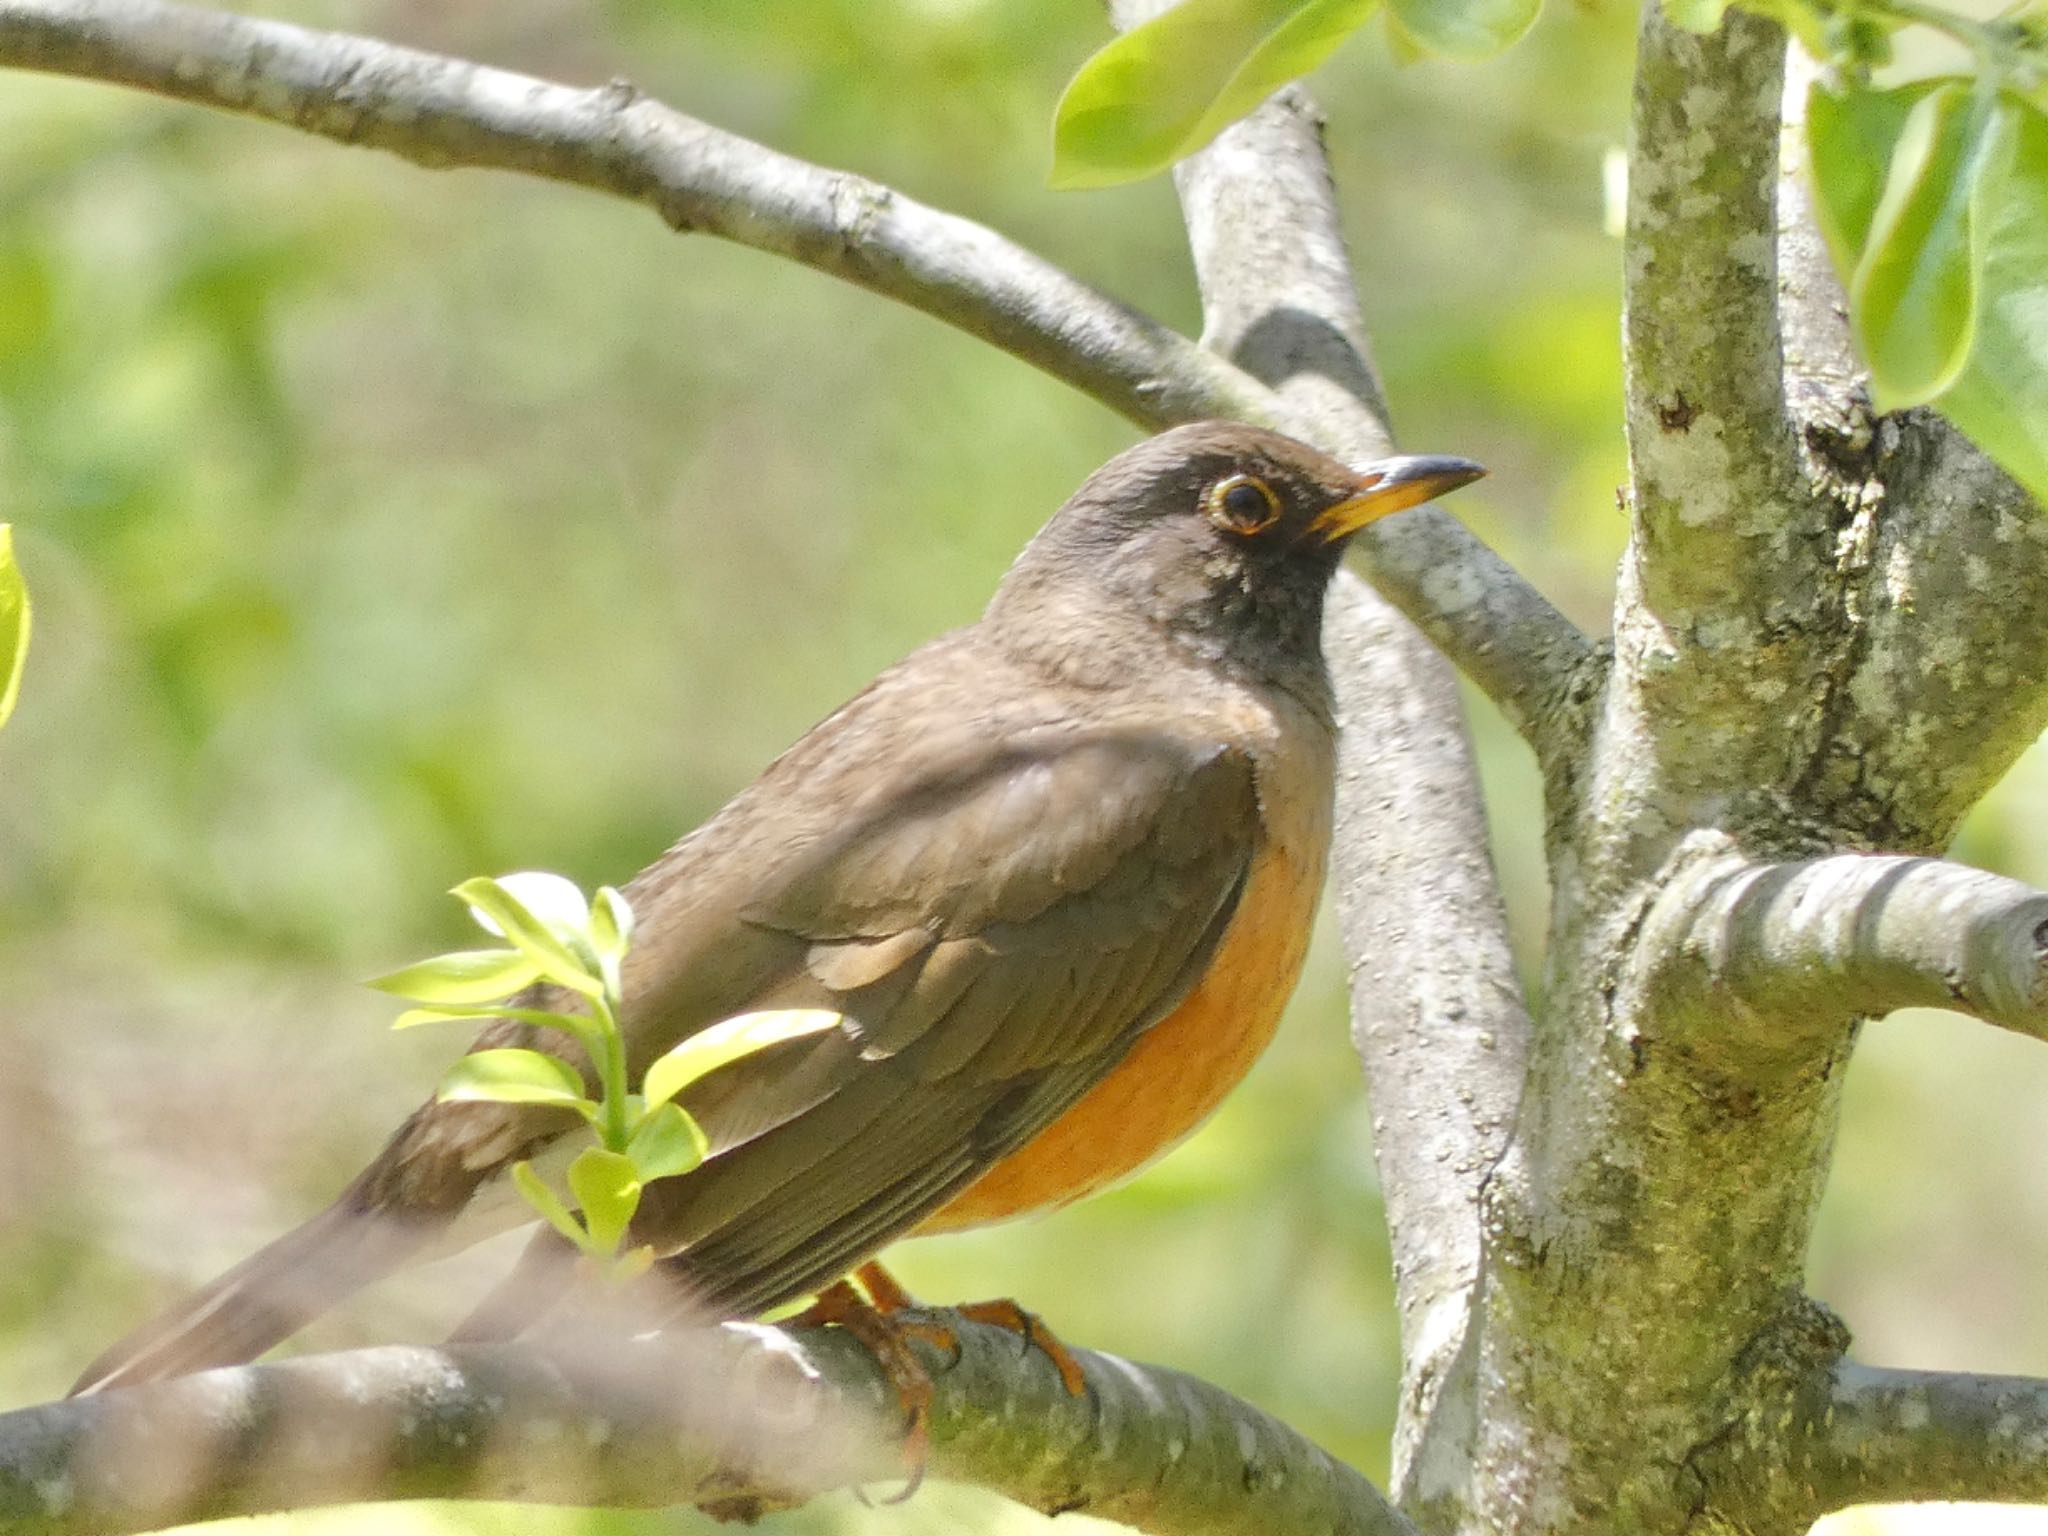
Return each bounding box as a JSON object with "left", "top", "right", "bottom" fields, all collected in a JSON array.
[{"left": 73, "top": 420, "right": 1483, "bottom": 1400}]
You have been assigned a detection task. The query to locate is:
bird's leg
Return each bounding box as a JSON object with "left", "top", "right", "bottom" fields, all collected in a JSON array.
[
  {"left": 854, "top": 1261, "right": 1089, "bottom": 1399},
  {"left": 785, "top": 1277, "right": 944, "bottom": 1502}
]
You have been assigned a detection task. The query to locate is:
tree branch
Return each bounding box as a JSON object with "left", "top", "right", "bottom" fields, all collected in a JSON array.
[
  {"left": 0, "top": 1319, "right": 1417, "bottom": 1536},
  {"left": 1637, "top": 844, "right": 2048, "bottom": 1043},
  {"left": 0, "top": 0, "right": 1582, "bottom": 753},
  {"left": 1623, "top": 5, "right": 1800, "bottom": 629},
  {"left": 1800, "top": 1360, "right": 2048, "bottom": 1511}
]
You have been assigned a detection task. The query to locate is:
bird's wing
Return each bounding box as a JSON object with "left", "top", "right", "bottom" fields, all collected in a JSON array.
[{"left": 625, "top": 713, "right": 1262, "bottom": 1317}]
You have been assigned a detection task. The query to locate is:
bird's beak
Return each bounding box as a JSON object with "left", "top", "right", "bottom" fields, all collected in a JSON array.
[{"left": 1311, "top": 454, "right": 1488, "bottom": 543}]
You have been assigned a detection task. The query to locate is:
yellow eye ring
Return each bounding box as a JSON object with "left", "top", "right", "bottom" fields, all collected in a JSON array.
[{"left": 1204, "top": 474, "right": 1282, "bottom": 534}]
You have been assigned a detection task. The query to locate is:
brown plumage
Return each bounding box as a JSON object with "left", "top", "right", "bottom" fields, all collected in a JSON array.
[{"left": 73, "top": 421, "right": 1482, "bottom": 1395}]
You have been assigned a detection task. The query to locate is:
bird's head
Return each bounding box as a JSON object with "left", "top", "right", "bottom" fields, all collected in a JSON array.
[{"left": 989, "top": 421, "right": 1485, "bottom": 689}]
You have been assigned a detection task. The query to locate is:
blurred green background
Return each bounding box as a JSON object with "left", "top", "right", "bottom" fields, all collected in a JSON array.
[{"left": 3, "top": 1, "right": 2047, "bottom": 1532}]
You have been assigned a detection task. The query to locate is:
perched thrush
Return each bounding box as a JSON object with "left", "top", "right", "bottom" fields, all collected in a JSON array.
[{"left": 74, "top": 420, "right": 1482, "bottom": 1396}]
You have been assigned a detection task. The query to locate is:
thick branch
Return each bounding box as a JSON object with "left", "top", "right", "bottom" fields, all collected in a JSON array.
[
  {"left": 1641, "top": 847, "right": 2048, "bottom": 1043},
  {"left": 1772, "top": 1360, "right": 2048, "bottom": 1518},
  {"left": 0, "top": 1320, "right": 1416, "bottom": 1536},
  {"left": 1623, "top": 5, "right": 1800, "bottom": 627}
]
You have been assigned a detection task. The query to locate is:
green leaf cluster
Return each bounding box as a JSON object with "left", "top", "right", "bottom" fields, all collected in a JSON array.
[
  {"left": 370, "top": 872, "right": 839, "bottom": 1273},
  {"left": 1048, "top": 0, "right": 1536, "bottom": 189},
  {"left": 1811, "top": 81, "right": 2048, "bottom": 502}
]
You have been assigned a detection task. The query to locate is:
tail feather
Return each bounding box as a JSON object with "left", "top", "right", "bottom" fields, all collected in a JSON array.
[{"left": 70, "top": 1200, "right": 433, "bottom": 1396}]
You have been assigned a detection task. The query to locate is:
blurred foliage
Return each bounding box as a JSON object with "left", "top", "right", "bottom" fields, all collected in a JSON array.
[{"left": 2, "top": 1, "right": 2047, "bottom": 1534}]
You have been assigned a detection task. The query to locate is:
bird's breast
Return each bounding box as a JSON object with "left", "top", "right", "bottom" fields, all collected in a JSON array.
[{"left": 921, "top": 696, "right": 1335, "bottom": 1232}]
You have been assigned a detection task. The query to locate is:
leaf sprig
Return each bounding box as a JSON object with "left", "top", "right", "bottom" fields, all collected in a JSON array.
[{"left": 370, "top": 872, "right": 838, "bottom": 1275}]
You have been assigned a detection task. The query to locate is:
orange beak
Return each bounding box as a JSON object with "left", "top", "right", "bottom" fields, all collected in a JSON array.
[{"left": 1311, "top": 454, "right": 1487, "bottom": 543}]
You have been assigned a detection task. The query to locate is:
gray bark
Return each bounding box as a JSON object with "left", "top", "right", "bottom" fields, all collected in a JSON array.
[
  {"left": 0, "top": 1321, "right": 1416, "bottom": 1535},
  {"left": 3, "top": 0, "right": 2047, "bottom": 1533}
]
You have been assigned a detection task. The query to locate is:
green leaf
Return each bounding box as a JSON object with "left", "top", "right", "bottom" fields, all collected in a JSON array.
[
  {"left": 452, "top": 875, "right": 600, "bottom": 994},
  {"left": 512, "top": 1160, "right": 594, "bottom": 1254},
  {"left": 1660, "top": 0, "right": 1731, "bottom": 33},
  {"left": 1810, "top": 85, "right": 2048, "bottom": 510},
  {"left": 1049, "top": 0, "right": 1378, "bottom": 190},
  {"left": 642, "top": 1008, "right": 843, "bottom": 1110},
  {"left": 590, "top": 885, "right": 635, "bottom": 958},
  {"left": 0, "top": 526, "right": 29, "bottom": 731},
  {"left": 437, "top": 1047, "right": 590, "bottom": 1108},
  {"left": 567, "top": 1146, "right": 641, "bottom": 1254},
  {"left": 627, "top": 1101, "right": 711, "bottom": 1181},
  {"left": 1387, "top": 0, "right": 1536, "bottom": 63},
  {"left": 1935, "top": 97, "right": 2048, "bottom": 501},
  {"left": 367, "top": 948, "right": 541, "bottom": 1004},
  {"left": 1807, "top": 79, "right": 1950, "bottom": 280},
  {"left": 1852, "top": 83, "right": 2005, "bottom": 408},
  {"left": 390, "top": 1004, "right": 599, "bottom": 1046},
  {"left": 494, "top": 870, "right": 592, "bottom": 935}
]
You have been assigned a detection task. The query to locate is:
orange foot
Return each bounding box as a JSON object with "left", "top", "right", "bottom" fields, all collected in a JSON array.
[
  {"left": 854, "top": 1261, "right": 1090, "bottom": 1399},
  {"left": 791, "top": 1265, "right": 1094, "bottom": 1500},
  {"left": 788, "top": 1276, "right": 955, "bottom": 1502}
]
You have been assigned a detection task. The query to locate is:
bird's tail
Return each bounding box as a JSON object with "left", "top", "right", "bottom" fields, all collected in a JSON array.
[{"left": 69, "top": 1197, "right": 434, "bottom": 1396}]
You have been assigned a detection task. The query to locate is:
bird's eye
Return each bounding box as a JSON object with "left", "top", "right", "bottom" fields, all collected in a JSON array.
[{"left": 1205, "top": 475, "right": 1282, "bottom": 534}]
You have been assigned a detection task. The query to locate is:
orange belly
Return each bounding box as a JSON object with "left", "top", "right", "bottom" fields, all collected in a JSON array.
[{"left": 919, "top": 839, "right": 1324, "bottom": 1233}]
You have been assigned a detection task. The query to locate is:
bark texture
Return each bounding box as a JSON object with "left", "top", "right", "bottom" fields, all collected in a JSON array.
[{"left": 0, "top": 1321, "right": 1416, "bottom": 1536}]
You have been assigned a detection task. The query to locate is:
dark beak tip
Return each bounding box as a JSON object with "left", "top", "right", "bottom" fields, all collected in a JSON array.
[{"left": 1369, "top": 453, "right": 1488, "bottom": 492}]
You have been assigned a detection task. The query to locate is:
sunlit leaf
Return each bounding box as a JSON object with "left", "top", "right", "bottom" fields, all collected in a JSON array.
[
  {"left": 1851, "top": 83, "right": 2004, "bottom": 408},
  {"left": 367, "top": 948, "right": 540, "bottom": 1004},
  {"left": 628, "top": 1101, "right": 711, "bottom": 1181},
  {"left": 1811, "top": 82, "right": 2048, "bottom": 506},
  {"left": 0, "top": 526, "right": 28, "bottom": 731},
  {"left": 438, "top": 1047, "right": 590, "bottom": 1107},
  {"left": 496, "top": 871, "right": 592, "bottom": 933},
  {"left": 590, "top": 885, "right": 635, "bottom": 958},
  {"left": 452, "top": 875, "right": 600, "bottom": 993},
  {"left": 568, "top": 1146, "right": 641, "bottom": 1254},
  {"left": 1388, "top": 0, "right": 1536, "bottom": 63},
  {"left": 642, "top": 1008, "right": 843, "bottom": 1110},
  {"left": 390, "top": 1004, "right": 599, "bottom": 1047},
  {"left": 512, "top": 1160, "right": 593, "bottom": 1253},
  {"left": 1807, "top": 79, "right": 1949, "bottom": 277},
  {"left": 1936, "top": 97, "right": 2048, "bottom": 501},
  {"left": 1049, "top": 0, "right": 1377, "bottom": 190}
]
